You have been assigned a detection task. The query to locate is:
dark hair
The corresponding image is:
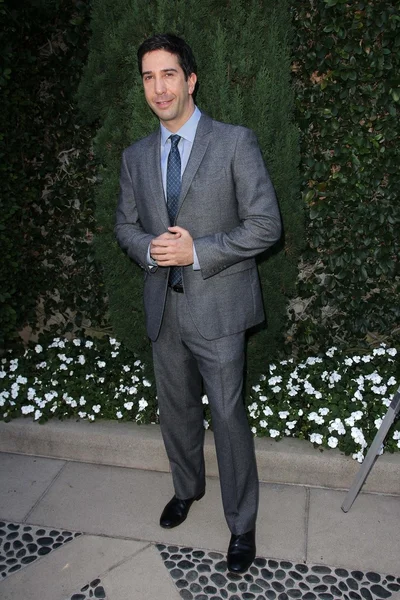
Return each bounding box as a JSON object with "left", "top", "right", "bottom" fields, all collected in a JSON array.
[{"left": 137, "top": 33, "right": 197, "bottom": 80}]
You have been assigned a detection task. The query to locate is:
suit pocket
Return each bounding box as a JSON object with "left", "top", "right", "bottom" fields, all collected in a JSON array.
[{"left": 219, "top": 258, "right": 256, "bottom": 276}]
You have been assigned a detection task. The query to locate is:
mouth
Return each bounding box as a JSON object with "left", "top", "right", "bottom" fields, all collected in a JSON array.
[{"left": 155, "top": 99, "right": 173, "bottom": 109}]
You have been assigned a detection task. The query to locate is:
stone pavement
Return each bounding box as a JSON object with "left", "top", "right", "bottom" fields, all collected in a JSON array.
[{"left": 0, "top": 421, "right": 400, "bottom": 600}]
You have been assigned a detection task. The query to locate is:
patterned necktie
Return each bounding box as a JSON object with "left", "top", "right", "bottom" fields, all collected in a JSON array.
[{"left": 166, "top": 135, "right": 182, "bottom": 287}]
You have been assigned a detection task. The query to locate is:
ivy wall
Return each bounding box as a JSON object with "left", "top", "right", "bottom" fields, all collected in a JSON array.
[
  {"left": 0, "top": 0, "right": 107, "bottom": 350},
  {"left": 290, "top": 0, "right": 399, "bottom": 353}
]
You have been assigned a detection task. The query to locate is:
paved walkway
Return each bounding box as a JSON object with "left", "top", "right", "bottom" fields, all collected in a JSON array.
[{"left": 1, "top": 449, "right": 400, "bottom": 600}]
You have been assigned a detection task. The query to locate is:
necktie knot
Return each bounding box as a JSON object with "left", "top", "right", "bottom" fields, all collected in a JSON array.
[{"left": 170, "top": 134, "right": 181, "bottom": 149}]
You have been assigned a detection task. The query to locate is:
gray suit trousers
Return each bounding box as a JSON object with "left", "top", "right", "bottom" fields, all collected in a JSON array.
[{"left": 152, "top": 288, "right": 259, "bottom": 535}]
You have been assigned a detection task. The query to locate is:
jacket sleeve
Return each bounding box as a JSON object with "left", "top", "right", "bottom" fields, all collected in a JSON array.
[
  {"left": 194, "top": 128, "right": 281, "bottom": 280},
  {"left": 114, "top": 150, "right": 155, "bottom": 272}
]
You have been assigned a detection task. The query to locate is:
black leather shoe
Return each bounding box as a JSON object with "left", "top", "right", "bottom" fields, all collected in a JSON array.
[
  {"left": 227, "top": 529, "right": 256, "bottom": 573},
  {"left": 160, "top": 492, "right": 205, "bottom": 529}
]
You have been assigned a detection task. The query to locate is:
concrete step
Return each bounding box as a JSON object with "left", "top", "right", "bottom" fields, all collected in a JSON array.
[{"left": 0, "top": 418, "right": 399, "bottom": 495}]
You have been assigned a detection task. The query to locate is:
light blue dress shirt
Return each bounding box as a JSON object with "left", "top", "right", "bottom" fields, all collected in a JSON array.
[{"left": 148, "top": 106, "right": 202, "bottom": 270}]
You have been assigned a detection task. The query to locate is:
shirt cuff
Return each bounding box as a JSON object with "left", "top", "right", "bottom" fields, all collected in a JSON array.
[
  {"left": 193, "top": 243, "right": 200, "bottom": 270},
  {"left": 147, "top": 244, "right": 158, "bottom": 268}
]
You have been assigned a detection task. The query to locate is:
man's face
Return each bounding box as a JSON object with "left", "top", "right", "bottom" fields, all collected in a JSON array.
[{"left": 141, "top": 49, "right": 197, "bottom": 132}]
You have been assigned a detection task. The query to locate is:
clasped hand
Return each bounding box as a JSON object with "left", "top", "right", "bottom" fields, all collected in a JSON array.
[{"left": 150, "top": 226, "right": 194, "bottom": 266}]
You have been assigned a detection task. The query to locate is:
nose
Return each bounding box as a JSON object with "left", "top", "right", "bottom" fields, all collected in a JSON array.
[{"left": 154, "top": 75, "right": 167, "bottom": 95}]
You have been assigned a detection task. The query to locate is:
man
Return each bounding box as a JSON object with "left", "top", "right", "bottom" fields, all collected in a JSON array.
[{"left": 115, "top": 33, "right": 281, "bottom": 573}]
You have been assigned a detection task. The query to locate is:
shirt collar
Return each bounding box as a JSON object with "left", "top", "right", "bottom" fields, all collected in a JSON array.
[{"left": 160, "top": 106, "right": 202, "bottom": 145}]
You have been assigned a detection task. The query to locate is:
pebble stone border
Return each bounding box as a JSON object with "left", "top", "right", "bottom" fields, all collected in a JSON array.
[
  {"left": 68, "top": 579, "right": 107, "bottom": 600},
  {"left": 157, "top": 544, "right": 400, "bottom": 600},
  {"left": 0, "top": 520, "right": 81, "bottom": 580}
]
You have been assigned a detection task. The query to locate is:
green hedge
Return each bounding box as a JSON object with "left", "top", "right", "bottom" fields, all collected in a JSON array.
[
  {"left": 77, "top": 0, "right": 304, "bottom": 387},
  {"left": 290, "top": 0, "right": 400, "bottom": 353},
  {"left": 0, "top": 0, "right": 107, "bottom": 351}
]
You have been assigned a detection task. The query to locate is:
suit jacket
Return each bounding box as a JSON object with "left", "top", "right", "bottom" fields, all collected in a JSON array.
[{"left": 115, "top": 113, "right": 282, "bottom": 341}]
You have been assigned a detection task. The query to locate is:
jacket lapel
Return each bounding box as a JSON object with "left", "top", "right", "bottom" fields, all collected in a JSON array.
[
  {"left": 146, "top": 130, "right": 170, "bottom": 228},
  {"left": 178, "top": 114, "right": 212, "bottom": 213}
]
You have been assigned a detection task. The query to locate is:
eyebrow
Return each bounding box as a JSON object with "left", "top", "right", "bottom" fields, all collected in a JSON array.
[{"left": 142, "top": 68, "right": 179, "bottom": 76}]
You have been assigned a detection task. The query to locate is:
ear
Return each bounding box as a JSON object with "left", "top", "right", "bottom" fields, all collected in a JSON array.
[{"left": 188, "top": 73, "right": 197, "bottom": 95}]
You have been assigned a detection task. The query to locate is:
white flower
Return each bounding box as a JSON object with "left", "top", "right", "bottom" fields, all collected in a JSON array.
[
  {"left": 351, "top": 427, "right": 367, "bottom": 448},
  {"left": 97, "top": 361, "right": 106, "bottom": 368},
  {"left": 88, "top": 414, "right": 95, "bottom": 421},
  {"left": 344, "top": 358, "right": 353, "bottom": 366},
  {"left": 353, "top": 390, "right": 363, "bottom": 401},
  {"left": 111, "top": 352, "right": 119, "bottom": 358},
  {"left": 98, "top": 377, "right": 105, "bottom": 384},
  {"left": 0, "top": 370, "right": 6, "bottom": 379},
  {"left": 35, "top": 345, "right": 43, "bottom": 353},
  {"left": 203, "top": 419, "right": 209, "bottom": 430},
  {"left": 78, "top": 411, "right": 87, "bottom": 418},
  {"left": 78, "top": 355, "right": 86, "bottom": 365},
  {"left": 134, "top": 360, "right": 141, "bottom": 367},
  {"left": 263, "top": 406, "right": 273, "bottom": 417},
  {"left": 372, "top": 347, "right": 385, "bottom": 356},
  {"left": 326, "top": 347, "right": 337, "bottom": 357},
  {"left": 288, "top": 388, "right": 298, "bottom": 397},
  {"left": 268, "top": 376, "right": 282, "bottom": 386},
  {"left": 352, "top": 450, "right": 364, "bottom": 463},
  {"left": 286, "top": 420, "right": 297, "bottom": 430},
  {"left": 252, "top": 384, "right": 261, "bottom": 393},
  {"left": 59, "top": 364, "right": 67, "bottom": 371},
  {"left": 382, "top": 398, "right": 391, "bottom": 407},
  {"left": 269, "top": 429, "right": 280, "bottom": 438},
  {"left": 272, "top": 386, "right": 281, "bottom": 393},
  {"left": 11, "top": 383, "right": 20, "bottom": 399},
  {"left": 248, "top": 402, "right": 258, "bottom": 413},
  {"left": 202, "top": 395, "right": 209, "bottom": 404},
  {"left": 298, "top": 409, "right": 304, "bottom": 416},
  {"left": 34, "top": 410, "right": 42, "bottom": 420},
  {"left": 143, "top": 379, "right": 151, "bottom": 387},
  {"left": 85, "top": 340, "right": 94, "bottom": 348},
  {"left": 259, "top": 420, "right": 268, "bottom": 428},
  {"left": 116, "top": 411, "right": 123, "bottom": 419},
  {"left": 128, "top": 386, "right": 137, "bottom": 395},
  {"left": 251, "top": 427, "right": 257, "bottom": 434},
  {"left": 319, "top": 407, "right": 329, "bottom": 416},
  {"left": 21, "top": 405, "right": 35, "bottom": 415},
  {"left": 387, "top": 376, "right": 397, "bottom": 386},
  {"left": 92, "top": 404, "right": 101, "bottom": 413},
  {"left": 329, "top": 371, "right": 341, "bottom": 384},
  {"left": 123, "top": 365, "right": 130, "bottom": 372},
  {"left": 374, "top": 417, "right": 383, "bottom": 430},
  {"left": 73, "top": 339, "right": 81, "bottom": 347},
  {"left": 308, "top": 412, "right": 324, "bottom": 425},
  {"left": 393, "top": 431, "right": 400, "bottom": 441},
  {"left": 269, "top": 364, "right": 277, "bottom": 372},
  {"left": 353, "top": 356, "right": 361, "bottom": 363},
  {"left": 9, "top": 359, "right": 18, "bottom": 372},
  {"left": 309, "top": 433, "right": 323, "bottom": 444},
  {"left": 16, "top": 376, "right": 27, "bottom": 384},
  {"left": 327, "top": 436, "right": 338, "bottom": 448},
  {"left": 387, "top": 348, "right": 397, "bottom": 357},
  {"left": 371, "top": 385, "right": 387, "bottom": 396},
  {"left": 138, "top": 398, "right": 148, "bottom": 411},
  {"left": 361, "top": 355, "right": 372, "bottom": 363},
  {"left": 259, "top": 395, "right": 267, "bottom": 401},
  {"left": 278, "top": 411, "right": 289, "bottom": 419},
  {"left": 124, "top": 401, "right": 133, "bottom": 410},
  {"left": 131, "top": 375, "right": 139, "bottom": 383},
  {"left": 328, "top": 418, "right": 346, "bottom": 436}
]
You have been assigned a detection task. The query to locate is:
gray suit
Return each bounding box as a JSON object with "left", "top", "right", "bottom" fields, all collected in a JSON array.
[{"left": 116, "top": 113, "right": 281, "bottom": 534}]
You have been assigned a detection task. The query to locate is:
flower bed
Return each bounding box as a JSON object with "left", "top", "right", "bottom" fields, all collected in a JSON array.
[{"left": 1, "top": 337, "right": 399, "bottom": 462}]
